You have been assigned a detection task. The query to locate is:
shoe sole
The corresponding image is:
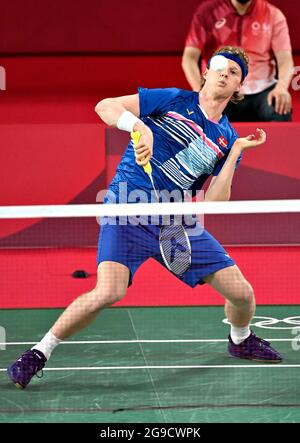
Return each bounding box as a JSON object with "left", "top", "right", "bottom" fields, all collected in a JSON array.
[
  {"left": 14, "top": 382, "right": 25, "bottom": 389},
  {"left": 229, "top": 355, "right": 282, "bottom": 363},
  {"left": 7, "top": 370, "right": 26, "bottom": 389}
]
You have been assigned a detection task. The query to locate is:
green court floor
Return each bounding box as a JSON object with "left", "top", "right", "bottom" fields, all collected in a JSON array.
[{"left": 0, "top": 306, "right": 299, "bottom": 423}]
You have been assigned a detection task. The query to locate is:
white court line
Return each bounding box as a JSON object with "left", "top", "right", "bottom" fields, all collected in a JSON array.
[
  {"left": 0, "top": 338, "right": 296, "bottom": 346},
  {"left": 1, "top": 365, "right": 300, "bottom": 372}
]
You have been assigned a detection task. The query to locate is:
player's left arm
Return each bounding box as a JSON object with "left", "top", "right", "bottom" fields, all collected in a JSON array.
[
  {"left": 205, "top": 129, "right": 266, "bottom": 201},
  {"left": 267, "top": 50, "right": 294, "bottom": 115}
]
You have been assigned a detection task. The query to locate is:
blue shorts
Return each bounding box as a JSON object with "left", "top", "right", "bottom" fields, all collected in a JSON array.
[{"left": 97, "top": 220, "right": 235, "bottom": 288}]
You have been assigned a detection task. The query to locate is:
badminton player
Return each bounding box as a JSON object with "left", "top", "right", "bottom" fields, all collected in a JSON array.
[{"left": 7, "top": 46, "right": 281, "bottom": 389}]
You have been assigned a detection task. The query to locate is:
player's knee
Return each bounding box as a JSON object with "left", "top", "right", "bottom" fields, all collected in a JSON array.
[
  {"left": 233, "top": 281, "right": 254, "bottom": 307},
  {"left": 91, "top": 286, "right": 126, "bottom": 309},
  {"left": 244, "top": 282, "right": 254, "bottom": 304}
]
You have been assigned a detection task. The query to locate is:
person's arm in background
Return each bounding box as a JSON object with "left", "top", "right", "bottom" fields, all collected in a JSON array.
[
  {"left": 267, "top": 7, "right": 294, "bottom": 115},
  {"left": 267, "top": 50, "right": 294, "bottom": 115},
  {"left": 182, "top": 46, "right": 202, "bottom": 91},
  {"left": 182, "top": 3, "right": 207, "bottom": 91}
]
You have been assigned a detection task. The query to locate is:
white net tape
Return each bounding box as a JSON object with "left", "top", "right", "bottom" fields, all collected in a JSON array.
[{"left": 0, "top": 199, "right": 299, "bottom": 219}]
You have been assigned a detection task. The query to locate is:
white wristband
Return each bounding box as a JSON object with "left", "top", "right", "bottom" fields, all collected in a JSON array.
[{"left": 117, "top": 110, "right": 140, "bottom": 132}]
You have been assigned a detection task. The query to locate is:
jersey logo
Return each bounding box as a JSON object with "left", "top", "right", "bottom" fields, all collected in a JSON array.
[
  {"left": 186, "top": 109, "right": 194, "bottom": 115},
  {"left": 215, "top": 18, "right": 226, "bottom": 29},
  {"left": 251, "top": 21, "right": 261, "bottom": 35},
  {"left": 218, "top": 136, "right": 228, "bottom": 148},
  {"left": 262, "top": 23, "right": 271, "bottom": 34}
]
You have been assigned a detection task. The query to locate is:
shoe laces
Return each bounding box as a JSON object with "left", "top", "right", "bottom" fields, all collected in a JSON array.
[
  {"left": 35, "top": 370, "right": 44, "bottom": 379},
  {"left": 252, "top": 333, "right": 270, "bottom": 347},
  {"left": 28, "top": 350, "right": 45, "bottom": 377}
]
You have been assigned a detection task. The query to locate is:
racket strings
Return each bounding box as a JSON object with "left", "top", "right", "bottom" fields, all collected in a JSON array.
[{"left": 159, "top": 224, "right": 191, "bottom": 276}]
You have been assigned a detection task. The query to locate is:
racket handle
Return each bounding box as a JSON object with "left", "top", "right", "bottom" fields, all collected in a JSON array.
[
  {"left": 131, "top": 130, "right": 141, "bottom": 145},
  {"left": 131, "top": 131, "right": 152, "bottom": 175}
]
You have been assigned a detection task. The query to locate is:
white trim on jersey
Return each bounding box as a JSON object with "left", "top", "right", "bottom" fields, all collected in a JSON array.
[
  {"left": 148, "top": 117, "right": 187, "bottom": 146},
  {"left": 147, "top": 111, "right": 225, "bottom": 189},
  {"left": 151, "top": 156, "right": 194, "bottom": 188}
]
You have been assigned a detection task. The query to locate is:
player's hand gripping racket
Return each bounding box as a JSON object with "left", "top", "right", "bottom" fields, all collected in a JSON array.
[{"left": 131, "top": 131, "right": 191, "bottom": 276}]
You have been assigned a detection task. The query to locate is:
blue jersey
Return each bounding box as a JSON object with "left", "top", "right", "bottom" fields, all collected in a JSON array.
[{"left": 108, "top": 87, "right": 241, "bottom": 200}]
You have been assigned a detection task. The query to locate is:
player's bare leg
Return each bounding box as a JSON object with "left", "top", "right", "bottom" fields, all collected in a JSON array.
[
  {"left": 204, "top": 264, "right": 255, "bottom": 327},
  {"left": 204, "top": 264, "right": 281, "bottom": 362},
  {"left": 7, "top": 261, "right": 130, "bottom": 388},
  {"left": 52, "top": 261, "right": 130, "bottom": 339}
]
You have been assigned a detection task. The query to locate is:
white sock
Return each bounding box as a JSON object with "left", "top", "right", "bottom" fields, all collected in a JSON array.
[
  {"left": 32, "top": 329, "right": 61, "bottom": 360},
  {"left": 230, "top": 325, "right": 251, "bottom": 345}
]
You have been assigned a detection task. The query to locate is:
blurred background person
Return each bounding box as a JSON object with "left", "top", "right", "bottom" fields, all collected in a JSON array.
[{"left": 182, "top": 0, "right": 294, "bottom": 121}]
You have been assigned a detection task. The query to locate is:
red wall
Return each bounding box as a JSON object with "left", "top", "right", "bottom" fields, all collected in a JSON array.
[
  {"left": 0, "top": 0, "right": 299, "bottom": 54},
  {"left": 0, "top": 55, "right": 189, "bottom": 95},
  {"left": 1, "top": 246, "right": 299, "bottom": 308},
  {"left": 1, "top": 55, "right": 299, "bottom": 122}
]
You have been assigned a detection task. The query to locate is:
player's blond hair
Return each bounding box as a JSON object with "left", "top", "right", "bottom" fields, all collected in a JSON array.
[{"left": 200, "top": 46, "right": 249, "bottom": 104}]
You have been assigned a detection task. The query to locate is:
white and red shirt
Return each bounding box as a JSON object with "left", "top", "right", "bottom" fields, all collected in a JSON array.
[{"left": 185, "top": 0, "right": 292, "bottom": 94}]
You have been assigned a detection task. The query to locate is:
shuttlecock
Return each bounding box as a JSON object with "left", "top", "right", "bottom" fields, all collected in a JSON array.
[{"left": 210, "top": 55, "right": 228, "bottom": 72}]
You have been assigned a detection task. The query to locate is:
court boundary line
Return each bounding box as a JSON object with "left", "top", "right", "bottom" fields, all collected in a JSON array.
[
  {"left": 1, "top": 403, "right": 300, "bottom": 414},
  {"left": 1, "top": 364, "right": 300, "bottom": 371},
  {"left": 0, "top": 338, "right": 296, "bottom": 345}
]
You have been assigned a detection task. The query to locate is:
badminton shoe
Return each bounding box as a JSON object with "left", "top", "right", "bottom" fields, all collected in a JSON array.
[
  {"left": 228, "top": 331, "right": 282, "bottom": 362},
  {"left": 7, "top": 349, "right": 47, "bottom": 389}
]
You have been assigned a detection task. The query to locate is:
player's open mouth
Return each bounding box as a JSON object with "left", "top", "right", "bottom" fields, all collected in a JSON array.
[{"left": 217, "top": 81, "right": 227, "bottom": 87}]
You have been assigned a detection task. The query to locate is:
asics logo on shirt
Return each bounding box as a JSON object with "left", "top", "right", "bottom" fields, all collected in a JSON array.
[
  {"left": 215, "top": 18, "right": 226, "bottom": 29},
  {"left": 186, "top": 109, "right": 194, "bottom": 115}
]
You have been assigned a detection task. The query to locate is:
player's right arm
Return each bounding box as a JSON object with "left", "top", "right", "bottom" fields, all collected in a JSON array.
[
  {"left": 182, "top": 46, "right": 202, "bottom": 92},
  {"left": 95, "top": 94, "right": 153, "bottom": 166},
  {"left": 95, "top": 94, "right": 140, "bottom": 126}
]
